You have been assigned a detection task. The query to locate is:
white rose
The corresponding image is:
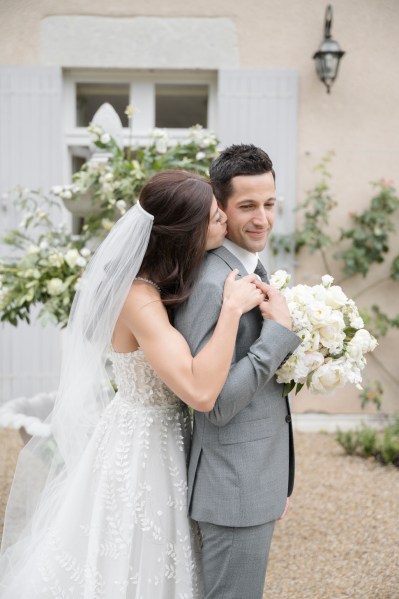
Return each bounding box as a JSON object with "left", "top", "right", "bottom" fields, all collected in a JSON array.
[
  {"left": 270, "top": 270, "right": 291, "bottom": 290},
  {"left": 323, "top": 285, "right": 348, "bottom": 309},
  {"left": 27, "top": 244, "right": 40, "bottom": 254},
  {"left": 345, "top": 340, "right": 363, "bottom": 364},
  {"left": 39, "top": 240, "right": 49, "bottom": 250},
  {"left": 309, "top": 360, "right": 347, "bottom": 393},
  {"left": 47, "top": 278, "right": 64, "bottom": 296},
  {"left": 104, "top": 172, "right": 114, "bottom": 182},
  {"left": 100, "top": 133, "right": 111, "bottom": 144},
  {"left": 196, "top": 151, "right": 206, "bottom": 160},
  {"left": 321, "top": 274, "right": 334, "bottom": 287},
  {"left": 318, "top": 312, "right": 346, "bottom": 350},
  {"left": 351, "top": 329, "right": 378, "bottom": 354},
  {"left": 302, "top": 351, "right": 325, "bottom": 374},
  {"left": 80, "top": 248, "right": 91, "bottom": 258},
  {"left": 307, "top": 302, "right": 332, "bottom": 327},
  {"left": 350, "top": 315, "right": 364, "bottom": 329},
  {"left": 64, "top": 249, "right": 80, "bottom": 268}
]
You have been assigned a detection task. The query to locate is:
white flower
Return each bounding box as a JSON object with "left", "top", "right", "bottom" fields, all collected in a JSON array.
[
  {"left": 350, "top": 315, "right": 364, "bottom": 329},
  {"left": 104, "top": 172, "right": 114, "bottom": 182},
  {"left": 150, "top": 128, "right": 168, "bottom": 139},
  {"left": 318, "top": 311, "right": 346, "bottom": 351},
  {"left": 155, "top": 138, "right": 168, "bottom": 154},
  {"left": 64, "top": 249, "right": 80, "bottom": 268},
  {"left": 302, "top": 351, "right": 325, "bottom": 374},
  {"left": 309, "top": 360, "right": 348, "bottom": 393},
  {"left": 48, "top": 253, "right": 64, "bottom": 268},
  {"left": 321, "top": 274, "right": 334, "bottom": 287},
  {"left": 116, "top": 200, "right": 127, "bottom": 213},
  {"left": 323, "top": 285, "right": 348, "bottom": 309},
  {"left": 76, "top": 256, "right": 87, "bottom": 268},
  {"left": 100, "top": 133, "right": 111, "bottom": 144},
  {"left": 124, "top": 104, "right": 136, "bottom": 118},
  {"left": 80, "top": 247, "right": 91, "bottom": 258},
  {"left": 27, "top": 244, "right": 40, "bottom": 255},
  {"left": 47, "top": 278, "right": 64, "bottom": 296},
  {"left": 101, "top": 218, "right": 114, "bottom": 231},
  {"left": 270, "top": 270, "right": 291, "bottom": 290},
  {"left": 351, "top": 329, "right": 378, "bottom": 354},
  {"left": 196, "top": 151, "right": 206, "bottom": 161},
  {"left": 307, "top": 302, "right": 333, "bottom": 327},
  {"left": 39, "top": 240, "right": 49, "bottom": 250}
]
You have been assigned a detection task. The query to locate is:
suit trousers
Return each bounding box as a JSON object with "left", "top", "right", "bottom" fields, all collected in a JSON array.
[{"left": 198, "top": 519, "right": 276, "bottom": 599}]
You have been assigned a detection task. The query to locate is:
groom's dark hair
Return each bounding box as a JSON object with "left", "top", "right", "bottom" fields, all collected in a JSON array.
[{"left": 209, "top": 143, "right": 275, "bottom": 207}]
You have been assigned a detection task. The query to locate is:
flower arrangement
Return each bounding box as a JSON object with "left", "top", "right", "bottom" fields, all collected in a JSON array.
[
  {"left": 0, "top": 191, "right": 91, "bottom": 326},
  {"left": 0, "top": 124, "right": 219, "bottom": 327},
  {"left": 270, "top": 270, "right": 378, "bottom": 395},
  {"left": 52, "top": 123, "right": 219, "bottom": 238}
]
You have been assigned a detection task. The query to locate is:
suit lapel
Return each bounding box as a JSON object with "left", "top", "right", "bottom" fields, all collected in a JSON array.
[{"left": 209, "top": 246, "right": 249, "bottom": 276}]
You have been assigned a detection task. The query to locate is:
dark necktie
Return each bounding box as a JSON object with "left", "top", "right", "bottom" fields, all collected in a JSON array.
[{"left": 254, "top": 259, "right": 268, "bottom": 282}]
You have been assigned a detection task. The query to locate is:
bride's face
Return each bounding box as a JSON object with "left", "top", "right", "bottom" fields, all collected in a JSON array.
[{"left": 205, "top": 197, "right": 227, "bottom": 250}]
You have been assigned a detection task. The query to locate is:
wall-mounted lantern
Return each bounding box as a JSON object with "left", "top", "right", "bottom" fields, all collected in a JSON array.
[{"left": 313, "top": 4, "right": 345, "bottom": 93}]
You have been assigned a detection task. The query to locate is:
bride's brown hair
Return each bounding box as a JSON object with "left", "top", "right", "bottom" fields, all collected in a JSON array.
[{"left": 138, "top": 170, "right": 213, "bottom": 317}]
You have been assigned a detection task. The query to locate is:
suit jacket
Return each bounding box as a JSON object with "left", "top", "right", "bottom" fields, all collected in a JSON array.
[{"left": 174, "top": 246, "right": 302, "bottom": 527}]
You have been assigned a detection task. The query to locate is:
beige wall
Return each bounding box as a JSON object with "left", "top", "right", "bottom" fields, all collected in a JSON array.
[{"left": 1, "top": 0, "right": 398, "bottom": 414}]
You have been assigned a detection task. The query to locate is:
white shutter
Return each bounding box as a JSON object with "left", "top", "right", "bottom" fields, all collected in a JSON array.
[
  {"left": 216, "top": 69, "right": 298, "bottom": 273},
  {"left": 0, "top": 66, "right": 63, "bottom": 404}
]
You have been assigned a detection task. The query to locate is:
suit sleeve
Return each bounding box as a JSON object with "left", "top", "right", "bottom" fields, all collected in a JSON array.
[{"left": 175, "top": 277, "right": 302, "bottom": 427}]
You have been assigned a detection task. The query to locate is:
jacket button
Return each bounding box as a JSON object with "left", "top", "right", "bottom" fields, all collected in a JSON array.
[{"left": 285, "top": 414, "right": 292, "bottom": 423}]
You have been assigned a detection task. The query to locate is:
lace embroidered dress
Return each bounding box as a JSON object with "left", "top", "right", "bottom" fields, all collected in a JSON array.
[{"left": 2, "top": 348, "right": 203, "bottom": 599}]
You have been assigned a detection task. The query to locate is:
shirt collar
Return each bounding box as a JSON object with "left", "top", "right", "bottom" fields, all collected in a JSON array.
[{"left": 223, "top": 238, "right": 259, "bottom": 274}]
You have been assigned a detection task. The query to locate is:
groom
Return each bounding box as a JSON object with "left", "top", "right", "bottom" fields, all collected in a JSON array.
[{"left": 175, "top": 144, "right": 302, "bottom": 599}]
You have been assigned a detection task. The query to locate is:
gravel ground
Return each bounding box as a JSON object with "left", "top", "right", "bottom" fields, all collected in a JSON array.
[{"left": 1, "top": 429, "right": 398, "bottom": 598}]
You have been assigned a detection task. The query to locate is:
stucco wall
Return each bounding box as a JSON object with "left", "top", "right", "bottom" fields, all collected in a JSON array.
[{"left": 1, "top": 0, "right": 398, "bottom": 414}]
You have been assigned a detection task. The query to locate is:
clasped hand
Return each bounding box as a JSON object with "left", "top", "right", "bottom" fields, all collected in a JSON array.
[
  {"left": 223, "top": 272, "right": 292, "bottom": 330},
  {"left": 254, "top": 280, "right": 292, "bottom": 330}
]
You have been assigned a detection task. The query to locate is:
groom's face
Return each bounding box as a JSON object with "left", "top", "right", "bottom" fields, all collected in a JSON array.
[{"left": 222, "top": 172, "right": 276, "bottom": 253}]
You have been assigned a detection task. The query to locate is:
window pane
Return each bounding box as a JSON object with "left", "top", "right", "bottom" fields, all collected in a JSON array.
[
  {"left": 155, "top": 84, "right": 208, "bottom": 128},
  {"left": 76, "top": 83, "right": 129, "bottom": 127}
]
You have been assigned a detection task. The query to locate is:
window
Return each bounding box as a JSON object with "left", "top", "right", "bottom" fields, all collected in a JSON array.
[
  {"left": 76, "top": 83, "right": 130, "bottom": 127},
  {"left": 63, "top": 70, "right": 216, "bottom": 209},
  {"left": 155, "top": 84, "right": 208, "bottom": 128}
]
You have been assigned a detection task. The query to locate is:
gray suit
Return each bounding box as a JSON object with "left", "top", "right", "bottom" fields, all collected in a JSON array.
[{"left": 174, "top": 247, "right": 301, "bottom": 598}]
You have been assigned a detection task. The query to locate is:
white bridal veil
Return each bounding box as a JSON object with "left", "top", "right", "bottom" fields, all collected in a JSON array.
[{"left": 0, "top": 202, "right": 154, "bottom": 588}]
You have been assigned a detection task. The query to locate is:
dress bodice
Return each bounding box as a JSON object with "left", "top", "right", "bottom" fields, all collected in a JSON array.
[{"left": 109, "top": 347, "right": 182, "bottom": 409}]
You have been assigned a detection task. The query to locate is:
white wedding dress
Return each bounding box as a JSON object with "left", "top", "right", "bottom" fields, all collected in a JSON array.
[{"left": 1, "top": 348, "right": 203, "bottom": 599}]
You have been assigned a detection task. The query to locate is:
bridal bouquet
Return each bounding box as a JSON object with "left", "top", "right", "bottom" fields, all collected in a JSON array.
[{"left": 270, "top": 271, "right": 378, "bottom": 395}]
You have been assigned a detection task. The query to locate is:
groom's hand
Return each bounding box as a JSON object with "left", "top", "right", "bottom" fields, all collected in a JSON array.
[{"left": 255, "top": 282, "right": 292, "bottom": 330}]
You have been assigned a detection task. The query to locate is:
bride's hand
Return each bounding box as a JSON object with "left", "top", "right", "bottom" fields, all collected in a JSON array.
[{"left": 222, "top": 270, "right": 265, "bottom": 315}]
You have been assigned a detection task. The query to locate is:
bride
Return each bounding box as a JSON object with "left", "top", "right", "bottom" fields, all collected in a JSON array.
[{"left": 0, "top": 170, "right": 265, "bottom": 598}]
